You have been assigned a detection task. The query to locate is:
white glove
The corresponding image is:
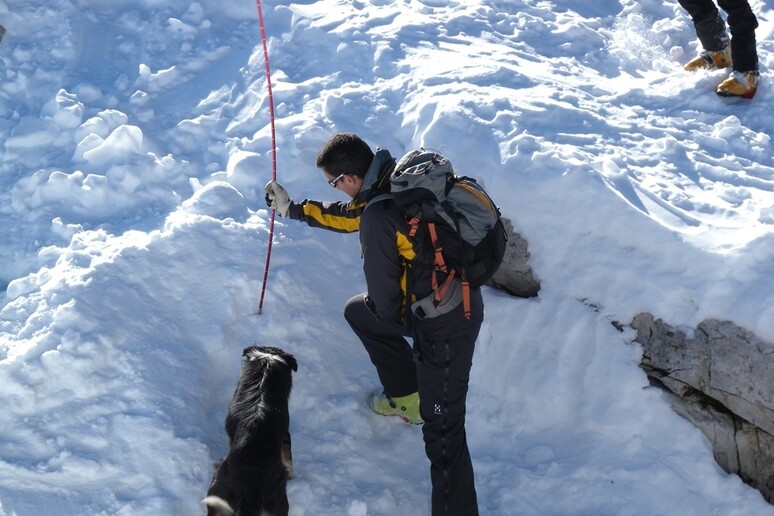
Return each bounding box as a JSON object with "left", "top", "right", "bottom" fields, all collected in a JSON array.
[{"left": 264, "top": 180, "right": 292, "bottom": 217}]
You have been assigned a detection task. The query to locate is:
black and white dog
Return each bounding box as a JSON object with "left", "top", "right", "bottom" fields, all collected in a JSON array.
[{"left": 203, "top": 346, "right": 298, "bottom": 516}]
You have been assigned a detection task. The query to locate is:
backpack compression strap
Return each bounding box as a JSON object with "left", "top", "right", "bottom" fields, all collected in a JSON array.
[{"left": 425, "top": 221, "right": 472, "bottom": 320}]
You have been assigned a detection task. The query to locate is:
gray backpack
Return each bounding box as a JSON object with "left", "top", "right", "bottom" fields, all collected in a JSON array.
[{"left": 379, "top": 148, "right": 507, "bottom": 319}]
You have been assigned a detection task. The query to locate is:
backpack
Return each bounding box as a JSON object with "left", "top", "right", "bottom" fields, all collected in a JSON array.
[{"left": 375, "top": 148, "right": 507, "bottom": 320}]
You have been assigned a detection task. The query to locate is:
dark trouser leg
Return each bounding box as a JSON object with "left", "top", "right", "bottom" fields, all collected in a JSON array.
[
  {"left": 415, "top": 327, "right": 480, "bottom": 516},
  {"left": 718, "top": 0, "right": 759, "bottom": 71},
  {"left": 344, "top": 293, "right": 418, "bottom": 397},
  {"left": 678, "top": 0, "right": 729, "bottom": 51}
]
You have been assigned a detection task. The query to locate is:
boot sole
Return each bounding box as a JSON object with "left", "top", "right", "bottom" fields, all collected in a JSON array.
[{"left": 716, "top": 88, "right": 757, "bottom": 99}]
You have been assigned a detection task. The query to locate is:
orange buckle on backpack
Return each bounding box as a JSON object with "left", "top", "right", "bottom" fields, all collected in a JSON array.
[{"left": 408, "top": 217, "right": 419, "bottom": 237}]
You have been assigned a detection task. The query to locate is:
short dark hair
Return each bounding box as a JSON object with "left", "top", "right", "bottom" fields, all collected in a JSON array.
[{"left": 315, "top": 132, "right": 374, "bottom": 178}]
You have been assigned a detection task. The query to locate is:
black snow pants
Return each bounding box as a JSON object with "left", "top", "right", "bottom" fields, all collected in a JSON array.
[
  {"left": 678, "top": 0, "right": 759, "bottom": 72},
  {"left": 344, "top": 290, "right": 483, "bottom": 516}
]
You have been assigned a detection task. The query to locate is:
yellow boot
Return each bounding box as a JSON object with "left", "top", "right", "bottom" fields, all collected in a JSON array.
[
  {"left": 716, "top": 71, "right": 759, "bottom": 99},
  {"left": 367, "top": 391, "right": 423, "bottom": 425},
  {"left": 684, "top": 46, "right": 732, "bottom": 72}
]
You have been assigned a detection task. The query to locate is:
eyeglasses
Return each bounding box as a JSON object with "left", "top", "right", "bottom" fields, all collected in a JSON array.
[{"left": 328, "top": 173, "right": 347, "bottom": 188}]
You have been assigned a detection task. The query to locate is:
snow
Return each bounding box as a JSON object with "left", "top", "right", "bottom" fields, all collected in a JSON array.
[{"left": 1, "top": 0, "right": 773, "bottom": 514}]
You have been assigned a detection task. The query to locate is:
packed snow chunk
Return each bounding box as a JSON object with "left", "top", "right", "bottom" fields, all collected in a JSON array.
[
  {"left": 711, "top": 115, "right": 743, "bottom": 140},
  {"left": 105, "top": 164, "right": 144, "bottom": 195},
  {"left": 5, "top": 268, "right": 52, "bottom": 301},
  {"left": 207, "top": 150, "right": 268, "bottom": 202},
  {"left": 51, "top": 217, "right": 84, "bottom": 241},
  {"left": 73, "top": 83, "right": 104, "bottom": 104},
  {"left": 760, "top": 205, "right": 774, "bottom": 225},
  {"left": 81, "top": 174, "right": 111, "bottom": 205},
  {"left": 137, "top": 63, "right": 152, "bottom": 86},
  {"left": 73, "top": 134, "right": 106, "bottom": 163},
  {"left": 134, "top": 63, "right": 180, "bottom": 94},
  {"left": 166, "top": 18, "right": 196, "bottom": 38},
  {"left": 181, "top": 2, "right": 205, "bottom": 25},
  {"left": 148, "top": 66, "right": 180, "bottom": 92},
  {"left": 173, "top": 116, "right": 210, "bottom": 153},
  {"left": 12, "top": 170, "right": 84, "bottom": 210},
  {"left": 82, "top": 125, "right": 144, "bottom": 168},
  {"left": 40, "top": 89, "right": 84, "bottom": 129},
  {"left": 74, "top": 110, "right": 130, "bottom": 143},
  {"left": 179, "top": 181, "right": 249, "bottom": 222},
  {"left": 4, "top": 116, "right": 63, "bottom": 152},
  {"left": 130, "top": 90, "right": 150, "bottom": 106}
]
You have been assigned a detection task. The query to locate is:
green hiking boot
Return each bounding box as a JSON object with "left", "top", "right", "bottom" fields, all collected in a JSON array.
[{"left": 367, "top": 391, "right": 423, "bottom": 425}]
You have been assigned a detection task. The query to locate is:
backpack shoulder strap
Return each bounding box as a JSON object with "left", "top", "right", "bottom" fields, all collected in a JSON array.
[{"left": 363, "top": 193, "right": 392, "bottom": 212}]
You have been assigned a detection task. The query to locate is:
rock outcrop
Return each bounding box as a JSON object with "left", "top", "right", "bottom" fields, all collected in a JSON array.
[
  {"left": 631, "top": 314, "right": 774, "bottom": 503},
  {"left": 488, "top": 226, "right": 773, "bottom": 503},
  {"left": 489, "top": 217, "right": 540, "bottom": 298}
]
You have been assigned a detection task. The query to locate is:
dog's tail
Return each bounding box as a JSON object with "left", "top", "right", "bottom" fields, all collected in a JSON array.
[{"left": 202, "top": 495, "right": 235, "bottom": 516}]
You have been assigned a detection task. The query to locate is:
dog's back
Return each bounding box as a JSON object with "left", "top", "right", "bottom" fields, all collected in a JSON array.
[{"left": 205, "top": 346, "right": 297, "bottom": 516}]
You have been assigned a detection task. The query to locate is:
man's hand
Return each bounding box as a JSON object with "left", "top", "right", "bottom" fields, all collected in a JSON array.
[{"left": 264, "top": 180, "right": 292, "bottom": 217}]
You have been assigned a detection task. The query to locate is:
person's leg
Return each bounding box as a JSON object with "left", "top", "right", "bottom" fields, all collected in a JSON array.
[
  {"left": 415, "top": 327, "right": 479, "bottom": 516},
  {"left": 344, "top": 293, "right": 417, "bottom": 397},
  {"left": 678, "top": 0, "right": 729, "bottom": 51},
  {"left": 718, "top": 0, "right": 758, "bottom": 71}
]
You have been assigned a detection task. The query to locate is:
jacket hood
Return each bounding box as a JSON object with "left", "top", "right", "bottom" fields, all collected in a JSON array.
[{"left": 354, "top": 147, "right": 395, "bottom": 204}]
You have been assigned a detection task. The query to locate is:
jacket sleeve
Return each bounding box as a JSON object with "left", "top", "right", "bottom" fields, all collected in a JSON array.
[
  {"left": 287, "top": 199, "right": 362, "bottom": 233},
  {"left": 359, "top": 206, "right": 408, "bottom": 325}
]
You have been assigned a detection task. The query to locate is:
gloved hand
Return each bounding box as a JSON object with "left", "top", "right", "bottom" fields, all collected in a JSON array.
[{"left": 264, "top": 180, "right": 292, "bottom": 217}]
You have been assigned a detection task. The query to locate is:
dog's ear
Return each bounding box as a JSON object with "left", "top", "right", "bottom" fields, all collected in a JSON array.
[{"left": 285, "top": 353, "right": 298, "bottom": 372}]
